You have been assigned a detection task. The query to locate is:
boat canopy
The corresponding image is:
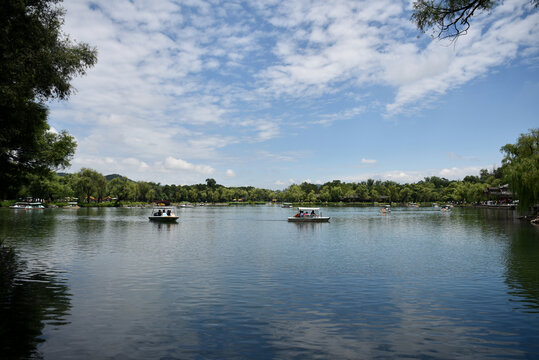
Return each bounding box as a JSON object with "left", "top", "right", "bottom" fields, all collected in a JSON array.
[{"left": 298, "top": 207, "right": 320, "bottom": 211}]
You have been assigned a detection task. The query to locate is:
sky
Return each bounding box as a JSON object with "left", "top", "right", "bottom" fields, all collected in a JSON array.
[{"left": 48, "top": 0, "right": 539, "bottom": 189}]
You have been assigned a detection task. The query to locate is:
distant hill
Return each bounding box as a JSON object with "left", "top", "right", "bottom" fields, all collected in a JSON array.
[
  {"left": 56, "top": 172, "right": 131, "bottom": 182},
  {"left": 105, "top": 174, "right": 130, "bottom": 181}
]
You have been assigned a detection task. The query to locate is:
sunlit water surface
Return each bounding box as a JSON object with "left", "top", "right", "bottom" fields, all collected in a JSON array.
[{"left": 1, "top": 206, "right": 538, "bottom": 359}]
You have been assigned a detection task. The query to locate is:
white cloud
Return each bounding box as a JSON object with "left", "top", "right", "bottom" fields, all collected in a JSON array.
[
  {"left": 122, "top": 157, "right": 150, "bottom": 171},
  {"left": 225, "top": 169, "right": 236, "bottom": 177},
  {"left": 47, "top": 126, "right": 59, "bottom": 134},
  {"left": 446, "top": 152, "right": 479, "bottom": 161},
  {"left": 164, "top": 156, "right": 214, "bottom": 174},
  {"left": 342, "top": 166, "right": 488, "bottom": 183},
  {"left": 47, "top": 0, "right": 537, "bottom": 187},
  {"left": 361, "top": 158, "right": 378, "bottom": 164},
  {"left": 257, "top": 0, "right": 538, "bottom": 114}
]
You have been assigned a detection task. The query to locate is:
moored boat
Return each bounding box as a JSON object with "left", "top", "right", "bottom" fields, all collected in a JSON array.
[
  {"left": 10, "top": 201, "right": 45, "bottom": 209},
  {"left": 149, "top": 207, "right": 179, "bottom": 222},
  {"left": 288, "top": 207, "right": 330, "bottom": 222},
  {"left": 63, "top": 201, "right": 80, "bottom": 209}
]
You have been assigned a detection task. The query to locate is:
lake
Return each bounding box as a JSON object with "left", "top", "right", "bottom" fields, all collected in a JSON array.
[{"left": 1, "top": 206, "right": 538, "bottom": 359}]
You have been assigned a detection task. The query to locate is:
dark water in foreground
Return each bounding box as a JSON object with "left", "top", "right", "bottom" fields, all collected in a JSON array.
[{"left": 1, "top": 206, "right": 538, "bottom": 359}]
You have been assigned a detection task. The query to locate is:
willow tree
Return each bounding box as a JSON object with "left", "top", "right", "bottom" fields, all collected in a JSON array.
[
  {"left": 501, "top": 129, "right": 539, "bottom": 212},
  {"left": 0, "top": 0, "right": 97, "bottom": 198},
  {"left": 73, "top": 168, "right": 106, "bottom": 203}
]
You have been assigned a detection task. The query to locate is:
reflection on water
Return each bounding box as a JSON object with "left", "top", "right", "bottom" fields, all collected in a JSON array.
[
  {"left": 0, "top": 206, "right": 538, "bottom": 359},
  {"left": 505, "top": 225, "right": 539, "bottom": 312},
  {"left": 0, "top": 258, "right": 71, "bottom": 359}
]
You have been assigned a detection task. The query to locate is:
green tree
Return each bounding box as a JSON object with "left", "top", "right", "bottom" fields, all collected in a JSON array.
[
  {"left": 412, "top": 0, "right": 538, "bottom": 40},
  {"left": 355, "top": 184, "right": 369, "bottom": 201},
  {"left": 0, "top": 0, "right": 97, "bottom": 198},
  {"left": 136, "top": 182, "right": 151, "bottom": 202},
  {"left": 330, "top": 186, "right": 343, "bottom": 202},
  {"left": 319, "top": 187, "right": 331, "bottom": 202},
  {"left": 285, "top": 185, "right": 305, "bottom": 202},
  {"left": 73, "top": 168, "right": 106, "bottom": 203},
  {"left": 501, "top": 129, "right": 539, "bottom": 211},
  {"left": 107, "top": 177, "right": 135, "bottom": 204},
  {"left": 205, "top": 178, "right": 217, "bottom": 189}
]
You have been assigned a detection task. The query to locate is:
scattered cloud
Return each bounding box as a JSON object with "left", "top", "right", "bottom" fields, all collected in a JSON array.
[
  {"left": 46, "top": 0, "right": 537, "bottom": 186},
  {"left": 446, "top": 152, "right": 479, "bottom": 161},
  {"left": 225, "top": 169, "right": 236, "bottom": 177},
  {"left": 47, "top": 126, "right": 59, "bottom": 134},
  {"left": 361, "top": 158, "right": 378, "bottom": 164},
  {"left": 164, "top": 156, "right": 215, "bottom": 174},
  {"left": 342, "top": 166, "right": 487, "bottom": 184}
]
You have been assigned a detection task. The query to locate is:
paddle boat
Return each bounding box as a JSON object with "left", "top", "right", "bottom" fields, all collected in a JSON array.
[
  {"left": 149, "top": 207, "right": 179, "bottom": 222},
  {"left": 441, "top": 205, "right": 452, "bottom": 212},
  {"left": 288, "top": 207, "right": 330, "bottom": 222},
  {"left": 63, "top": 201, "right": 80, "bottom": 209},
  {"left": 381, "top": 205, "right": 391, "bottom": 214},
  {"left": 10, "top": 201, "right": 45, "bottom": 209}
]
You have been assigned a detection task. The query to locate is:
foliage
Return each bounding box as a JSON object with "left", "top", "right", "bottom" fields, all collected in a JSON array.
[
  {"left": 501, "top": 128, "right": 539, "bottom": 211},
  {"left": 0, "top": 164, "right": 514, "bottom": 206},
  {"left": 107, "top": 177, "right": 136, "bottom": 204},
  {"left": 411, "top": 0, "right": 538, "bottom": 39},
  {"left": 73, "top": 168, "right": 107, "bottom": 203},
  {"left": 0, "top": 0, "right": 97, "bottom": 198}
]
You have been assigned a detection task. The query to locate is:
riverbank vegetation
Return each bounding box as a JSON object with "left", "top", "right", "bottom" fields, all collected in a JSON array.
[
  {"left": 0, "top": 166, "right": 508, "bottom": 206},
  {"left": 1, "top": 129, "right": 537, "bottom": 211}
]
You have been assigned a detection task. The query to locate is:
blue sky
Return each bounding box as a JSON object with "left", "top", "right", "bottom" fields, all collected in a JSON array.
[{"left": 49, "top": 0, "right": 539, "bottom": 188}]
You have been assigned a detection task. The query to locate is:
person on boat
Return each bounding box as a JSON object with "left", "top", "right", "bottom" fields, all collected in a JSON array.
[
  {"left": 299, "top": 210, "right": 304, "bottom": 217},
  {"left": 167, "top": 210, "right": 171, "bottom": 216},
  {"left": 311, "top": 210, "right": 315, "bottom": 217},
  {"left": 158, "top": 210, "right": 162, "bottom": 216}
]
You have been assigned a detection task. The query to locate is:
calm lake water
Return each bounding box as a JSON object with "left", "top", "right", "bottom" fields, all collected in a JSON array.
[{"left": 1, "top": 206, "right": 538, "bottom": 359}]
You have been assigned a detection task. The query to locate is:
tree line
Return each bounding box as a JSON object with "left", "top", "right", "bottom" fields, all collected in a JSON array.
[
  {"left": 9, "top": 166, "right": 503, "bottom": 206},
  {"left": 11, "top": 126, "right": 537, "bottom": 209}
]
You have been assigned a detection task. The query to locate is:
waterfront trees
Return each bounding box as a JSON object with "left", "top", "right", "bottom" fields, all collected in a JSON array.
[
  {"left": 5, "top": 130, "right": 537, "bottom": 207},
  {"left": 0, "top": 0, "right": 97, "bottom": 198},
  {"left": 107, "top": 177, "right": 136, "bottom": 204},
  {"left": 73, "top": 169, "right": 106, "bottom": 203},
  {"left": 501, "top": 129, "right": 539, "bottom": 210},
  {"left": 0, "top": 165, "right": 520, "bottom": 206}
]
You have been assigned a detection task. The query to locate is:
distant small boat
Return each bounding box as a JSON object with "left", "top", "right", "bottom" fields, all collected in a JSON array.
[
  {"left": 63, "top": 202, "right": 79, "bottom": 209},
  {"left": 10, "top": 201, "right": 45, "bottom": 209},
  {"left": 179, "top": 203, "right": 194, "bottom": 208},
  {"left": 441, "top": 205, "right": 452, "bottom": 212},
  {"left": 381, "top": 206, "right": 391, "bottom": 214},
  {"left": 149, "top": 207, "right": 179, "bottom": 222},
  {"left": 288, "top": 207, "right": 330, "bottom": 222},
  {"left": 282, "top": 202, "right": 293, "bottom": 208}
]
